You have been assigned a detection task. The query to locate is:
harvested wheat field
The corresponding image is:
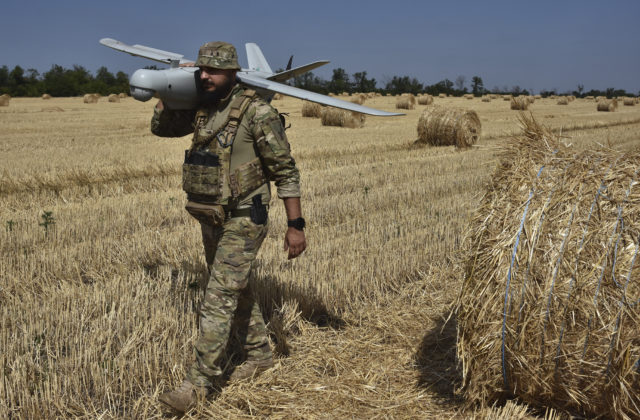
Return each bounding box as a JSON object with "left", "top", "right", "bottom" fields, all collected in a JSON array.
[{"left": 1, "top": 96, "right": 639, "bottom": 419}]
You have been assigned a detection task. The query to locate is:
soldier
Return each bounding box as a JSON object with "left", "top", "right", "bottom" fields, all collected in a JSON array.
[{"left": 152, "top": 41, "right": 306, "bottom": 414}]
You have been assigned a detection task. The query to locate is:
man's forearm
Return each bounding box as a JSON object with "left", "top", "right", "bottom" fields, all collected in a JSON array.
[{"left": 282, "top": 197, "right": 302, "bottom": 220}]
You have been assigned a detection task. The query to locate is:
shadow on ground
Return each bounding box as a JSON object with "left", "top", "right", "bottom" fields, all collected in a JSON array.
[{"left": 415, "top": 312, "right": 463, "bottom": 403}]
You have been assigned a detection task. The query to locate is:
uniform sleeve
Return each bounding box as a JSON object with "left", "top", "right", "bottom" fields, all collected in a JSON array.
[
  {"left": 248, "top": 101, "right": 301, "bottom": 198},
  {"left": 150, "top": 106, "right": 196, "bottom": 137}
]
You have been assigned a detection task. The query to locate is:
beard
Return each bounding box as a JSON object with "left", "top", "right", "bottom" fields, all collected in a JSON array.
[{"left": 199, "top": 78, "right": 236, "bottom": 106}]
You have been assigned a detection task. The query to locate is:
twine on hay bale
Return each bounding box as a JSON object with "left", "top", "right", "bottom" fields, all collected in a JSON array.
[
  {"left": 415, "top": 105, "right": 480, "bottom": 148},
  {"left": 456, "top": 113, "right": 640, "bottom": 419},
  {"left": 597, "top": 99, "right": 618, "bottom": 112},
  {"left": 108, "top": 94, "right": 120, "bottom": 103},
  {"left": 320, "top": 107, "right": 365, "bottom": 128},
  {"left": 301, "top": 101, "right": 322, "bottom": 118},
  {"left": 510, "top": 97, "right": 528, "bottom": 110},
  {"left": 418, "top": 95, "right": 434, "bottom": 105}
]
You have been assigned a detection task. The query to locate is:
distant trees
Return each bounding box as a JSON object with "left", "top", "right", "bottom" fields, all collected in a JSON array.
[
  {"left": 1, "top": 62, "right": 635, "bottom": 99},
  {"left": 0, "top": 64, "right": 129, "bottom": 97}
]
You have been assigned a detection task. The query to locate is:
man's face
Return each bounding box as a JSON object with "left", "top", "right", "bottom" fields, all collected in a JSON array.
[{"left": 199, "top": 67, "right": 236, "bottom": 93}]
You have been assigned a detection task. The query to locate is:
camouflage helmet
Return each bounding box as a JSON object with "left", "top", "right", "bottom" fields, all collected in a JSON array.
[{"left": 195, "top": 41, "right": 241, "bottom": 70}]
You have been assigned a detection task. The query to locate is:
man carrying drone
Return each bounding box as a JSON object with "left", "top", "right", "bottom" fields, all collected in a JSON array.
[{"left": 151, "top": 41, "right": 306, "bottom": 414}]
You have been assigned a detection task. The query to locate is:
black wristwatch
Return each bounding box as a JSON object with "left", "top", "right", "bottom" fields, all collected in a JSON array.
[{"left": 287, "top": 217, "right": 306, "bottom": 231}]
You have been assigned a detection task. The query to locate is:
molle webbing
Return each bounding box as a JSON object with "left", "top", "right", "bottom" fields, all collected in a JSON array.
[{"left": 183, "top": 88, "right": 266, "bottom": 201}]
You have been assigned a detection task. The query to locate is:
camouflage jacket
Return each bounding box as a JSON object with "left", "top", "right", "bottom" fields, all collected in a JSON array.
[{"left": 151, "top": 83, "right": 300, "bottom": 206}]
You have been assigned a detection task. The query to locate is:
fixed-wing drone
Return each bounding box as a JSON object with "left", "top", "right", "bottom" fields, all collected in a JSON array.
[{"left": 100, "top": 38, "right": 403, "bottom": 116}]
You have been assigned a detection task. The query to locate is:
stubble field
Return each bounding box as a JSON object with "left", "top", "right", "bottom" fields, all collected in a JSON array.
[{"left": 1, "top": 94, "right": 639, "bottom": 419}]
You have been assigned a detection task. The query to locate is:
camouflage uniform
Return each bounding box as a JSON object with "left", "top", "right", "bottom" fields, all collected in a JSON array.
[{"left": 151, "top": 57, "right": 300, "bottom": 388}]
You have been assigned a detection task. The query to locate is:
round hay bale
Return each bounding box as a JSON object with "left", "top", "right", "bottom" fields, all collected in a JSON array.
[
  {"left": 534, "top": 95, "right": 542, "bottom": 100},
  {"left": 439, "top": 93, "right": 447, "bottom": 98},
  {"left": 526, "top": 96, "right": 535, "bottom": 104},
  {"left": 465, "top": 94, "right": 474, "bottom": 100},
  {"left": 350, "top": 94, "right": 365, "bottom": 105},
  {"left": 623, "top": 98, "right": 635, "bottom": 106},
  {"left": 108, "top": 94, "right": 120, "bottom": 103},
  {"left": 597, "top": 99, "right": 618, "bottom": 112},
  {"left": 400, "top": 93, "right": 416, "bottom": 105},
  {"left": 557, "top": 97, "right": 569, "bottom": 105},
  {"left": 272, "top": 93, "right": 283, "bottom": 100},
  {"left": 457, "top": 114, "right": 640, "bottom": 419},
  {"left": 510, "top": 97, "right": 528, "bottom": 110},
  {"left": 320, "top": 107, "right": 365, "bottom": 128},
  {"left": 301, "top": 101, "right": 322, "bottom": 118},
  {"left": 417, "top": 94, "right": 434, "bottom": 105},
  {"left": 42, "top": 93, "right": 52, "bottom": 100},
  {"left": 118, "top": 92, "right": 127, "bottom": 99},
  {"left": 0, "top": 94, "right": 10, "bottom": 106},
  {"left": 83, "top": 93, "right": 99, "bottom": 104},
  {"left": 503, "top": 95, "right": 513, "bottom": 101},
  {"left": 490, "top": 95, "right": 499, "bottom": 100},
  {"left": 415, "top": 105, "right": 480, "bottom": 148},
  {"left": 481, "top": 96, "right": 491, "bottom": 102},
  {"left": 396, "top": 97, "right": 415, "bottom": 110}
]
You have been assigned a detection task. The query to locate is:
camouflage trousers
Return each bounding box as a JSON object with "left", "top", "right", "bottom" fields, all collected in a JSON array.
[{"left": 187, "top": 216, "right": 271, "bottom": 388}]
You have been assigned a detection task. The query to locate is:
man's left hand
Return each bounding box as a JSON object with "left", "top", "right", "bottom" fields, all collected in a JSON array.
[{"left": 284, "top": 228, "right": 306, "bottom": 259}]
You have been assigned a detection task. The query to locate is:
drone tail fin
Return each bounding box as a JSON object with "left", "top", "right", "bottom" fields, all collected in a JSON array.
[{"left": 245, "top": 43, "right": 273, "bottom": 74}]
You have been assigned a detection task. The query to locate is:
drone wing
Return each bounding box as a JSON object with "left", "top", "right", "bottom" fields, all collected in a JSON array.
[
  {"left": 99, "top": 38, "right": 193, "bottom": 65},
  {"left": 238, "top": 73, "right": 404, "bottom": 116}
]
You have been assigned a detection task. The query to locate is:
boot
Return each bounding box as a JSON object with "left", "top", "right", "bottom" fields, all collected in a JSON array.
[
  {"left": 229, "top": 357, "right": 274, "bottom": 382},
  {"left": 158, "top": 379, "right": 208, "bottom": 414}
]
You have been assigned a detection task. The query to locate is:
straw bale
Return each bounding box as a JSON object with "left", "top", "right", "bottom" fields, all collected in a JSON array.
[
  {"left": 534, "top": 95, "right": 542, "bottom": 100},
  {"left": 439, "top": 93, "right": 446, "bottom": 98},
  {"left": 0, "top": 94, "right": 9, "bottom": 106},
  {"left": 350, "top": 94, "right": 365, "bottom": 105},
  {"left": 118, "top": 92, "right": 127, "bottom": 99},
  {"left": 503, "top": 95, "right": 512, "bottom": 101},
  {"left": 597, "top": 99, "right": 618, "bottom": 112},
  {"left": 481, "top": 96, "right": 491, "bottom": 102},
  {"left": 490, "top": 95, "right": 499, "bottom": 100},
  {"left": 108, "top": 94, "right": 120, "bottom": 103},
  {"left": 301, "top": 101, "right": 322, "bottom": 118},
  {"left": 457, "top": 114, "right": 640, "bottom": 419},
  {"left": 557, "top": 97, "right": 569, "bottom": 105},
  {"left": 400, "top": 93, "right": 416, "bottom": 105},
  {"left": 623, "top": 98, "right": 635, "bottom": 106},
  {"left": 415, "top": 105, "right": 480, "bottom": 148},
  {"left": 464, "top": 94, "right": 474, "bottom": 100},
  {"left": 526, "top": 96, "right": 535, "bottom": 104},
  {"left": 272, "top": 93, "right": 283, "bottom": 100},
  {"left": 83, "top": 93, "right": 99, "bottom": 104},
  {"left": 510, "top": 97, "right": 528, "bottom": 110},
  {"left": 585, "top": 95, "right": 594, "bottom": 100},
  {"left": 417, "top": 94, "right": 434, "bottom": 105},
  {"left": 320, "top": 107, "right": 365, "bottom": 128},
  {"left": 42, "top": 93, "right": 52, "bottom": 100},
  {"left": 396, "top": 97, "right": 415, "bottom": 110}
]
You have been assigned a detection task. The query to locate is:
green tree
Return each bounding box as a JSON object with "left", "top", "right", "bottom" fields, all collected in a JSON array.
[
  {"left": 471, "top": 76, "right": 484, "bottom": 96},
  {"left": 328, "top": 68, "right": 351, "bottom": 94},
  {"left": 352, "top": 71, "right": 377, "bottom": 92},
  {"left": 385, "top": 75, "right": 423, "bottom": 95}
]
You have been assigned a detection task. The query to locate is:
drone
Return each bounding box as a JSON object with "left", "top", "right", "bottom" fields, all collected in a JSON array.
[{"left": 100, "top": 38, "right": 402, "bottom": 116}]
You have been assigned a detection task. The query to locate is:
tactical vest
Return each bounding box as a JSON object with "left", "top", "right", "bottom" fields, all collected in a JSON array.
[{"left": 182, "top": 88, "right": 267, "bottom": 204}]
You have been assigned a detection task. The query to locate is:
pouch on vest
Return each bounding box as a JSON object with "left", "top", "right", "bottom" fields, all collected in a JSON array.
[
  {"left": 182, "top": 149, "right": 221, "bottom": 196},
  {"left": 185, "top": 201, "right": 225, "bottom": 227}
]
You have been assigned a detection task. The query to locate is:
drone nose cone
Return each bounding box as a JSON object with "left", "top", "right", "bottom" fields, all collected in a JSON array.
[{"left": 129, "top": 69, "right": 167, "bottom": 102}]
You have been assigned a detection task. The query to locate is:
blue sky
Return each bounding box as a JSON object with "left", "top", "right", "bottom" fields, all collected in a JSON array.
[{"left": 2, "top": 0, "right": 639, "bottom": 94}]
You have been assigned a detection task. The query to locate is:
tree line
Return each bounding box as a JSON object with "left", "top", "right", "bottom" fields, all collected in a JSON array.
[
  {"left": 1, "top": 63, "right": 636, "bottom": 99},
  {"left": 0, "top": 65, "right": 129, "bottom": 97}
]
